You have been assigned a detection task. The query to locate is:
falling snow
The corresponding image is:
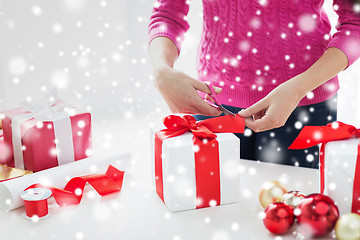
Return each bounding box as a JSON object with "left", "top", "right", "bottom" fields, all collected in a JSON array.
[{"left": 0, "top": 0, "right": 359, "bottom": 239}]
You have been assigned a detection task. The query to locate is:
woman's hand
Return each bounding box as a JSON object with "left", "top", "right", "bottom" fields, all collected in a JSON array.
[
  {"left": 154, "top": 65, "right": 222, "bottom": 116},
  {"left": 238, "top": 47, "right": 348, "bottom": 132},
  {"left": 238, "top": 75, "right": 307, "bottom": 132}
]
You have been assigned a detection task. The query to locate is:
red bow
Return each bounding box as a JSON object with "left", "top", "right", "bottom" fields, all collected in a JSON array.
[
  {"left": 155, "top": 114, "right": 245, "bottom": 209},
  {"left": 289, "top": 122, "right": 360, "bottom": 213},
  {"left": 289, "top": 122, "right": 360, "bottom": 149},
  {"left": 161, "top": 114, "right": 245, "bottom": 139}
]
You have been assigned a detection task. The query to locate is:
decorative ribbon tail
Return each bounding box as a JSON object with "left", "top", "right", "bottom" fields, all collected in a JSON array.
[
  {"left": 289, "top": 126, "right": 325, "bottom": 149},
  {"left": 197, "top": 114, "right": 245, "bottom": 134}
]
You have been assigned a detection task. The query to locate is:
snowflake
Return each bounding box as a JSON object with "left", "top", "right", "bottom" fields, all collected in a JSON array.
[
  {"left": 52, "top": 23, "right": 63, "bottom": 34},
  {"left": 31, "top": 5, "right": 43, "bottom": 16},
  {"left": 250, "top": 17, "right": 261, "bottom": 29},
  {"left": 294, "top": 121, "right": 303, "bottom": 129},
  {"left": 258, "top": 0, "right": 268, "bottom": 7},
  {"left": 63, "top": 0, "right": 86, "bottom": 12},
  {"left": 212, "top": 231, "right": 230, "bottom": 240},
  {"left": 329, "top": 182, "right": 336, "bottom": 191},
  {"left": 231, "top": 222, "right": 239, "bottom": 231},
  {"left": 354, "top": 4, "right": 360, "bottom": 13},
  {"left": 298, "top": 14, "right": 317, "bottom": 33},
  {"left": 306, "top": 154, "right": 314, "bottom": 162},
  {"left": 8, "top": 56, "right": 27, "bottom": 76},
  {"left": 306, "top": 91, "right": 314, "bottom": 99}
]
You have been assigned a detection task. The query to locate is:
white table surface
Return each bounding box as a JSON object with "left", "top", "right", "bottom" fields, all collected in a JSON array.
[{"left": 0, "top": 115, "right": 336, "bottom": 240}]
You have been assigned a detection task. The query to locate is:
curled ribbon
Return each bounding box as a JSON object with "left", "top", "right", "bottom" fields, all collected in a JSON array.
[
  {"left": 289, "top": 121, "right": 360, "bottom": 213},
  {"left": 155, "top": 114, "right": 244, "bottom": 209},
  {"left": 22, "top": 165, "right": 124, "bottom": 217}
]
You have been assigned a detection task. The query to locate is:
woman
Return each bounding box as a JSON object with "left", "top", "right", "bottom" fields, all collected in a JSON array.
[{"left": 148, "top": 0, "right": 360, "bottom": 168}]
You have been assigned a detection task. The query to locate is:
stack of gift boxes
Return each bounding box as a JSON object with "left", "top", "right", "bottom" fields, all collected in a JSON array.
[{"left": 0, "top": 99, "right": 92, "bottom": 182}]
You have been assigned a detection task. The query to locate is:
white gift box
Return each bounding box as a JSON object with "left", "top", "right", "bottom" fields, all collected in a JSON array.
[
  {"left": 323, "top": 138, "right": 360, "bottom": 215},
  {"left": 151, "top": 130, "right": 240, "bottom": 212}
]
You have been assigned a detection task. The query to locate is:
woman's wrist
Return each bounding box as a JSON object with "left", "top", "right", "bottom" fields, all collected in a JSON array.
[
  {"left": 282, "top": 73, "right": 312, "bottom": 100},
  {"left": 153, "top": 64, "right": 172, "bottom": 80}
]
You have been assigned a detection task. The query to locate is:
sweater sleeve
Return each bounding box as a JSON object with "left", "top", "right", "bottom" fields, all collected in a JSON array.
[
  {"left": 148, "top": 0, "right": 191, "bottom": 54},
  {"left": 326, "top": 0, "right": 360, "bottom": 68}
]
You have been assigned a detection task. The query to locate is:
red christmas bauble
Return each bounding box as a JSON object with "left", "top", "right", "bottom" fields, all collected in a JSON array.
[
  {"left": 263, "top": 202, "right": 295, "bottom": 234},
  {"left": 297, "top": 193, "right": 339, "bottom": 238}
]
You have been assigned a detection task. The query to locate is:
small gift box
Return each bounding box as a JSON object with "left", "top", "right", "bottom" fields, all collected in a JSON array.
[
  {"left": 1, "top": 99, "right": 92, "bottom": 172},
  {"left": 290, "top": 122, "right": 360, "bottom": 215},
  {"left": 151, "top": 114, "right": 244, "bottom": 212},
  {"left": 0, "top": 130, "right": 13, "bottom": 165}
]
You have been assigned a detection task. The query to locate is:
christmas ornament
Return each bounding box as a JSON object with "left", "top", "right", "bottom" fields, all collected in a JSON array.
[
  {"left": 335, "top": 213, "right": 360, "bottom": 240},
  {"left": 280, "top": 191, "right": 305, "bottom": 208},
  {"left": 259, "top": 181, "right": 287, "bottom": 208},
  {"left": 297, "top": 194, "right": 339, "bottom": 238},
  {"left": 263, "top": 202, "right": 295, "bottom": 234}
]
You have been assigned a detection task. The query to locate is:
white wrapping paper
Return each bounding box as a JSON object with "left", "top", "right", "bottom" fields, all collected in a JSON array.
[
  {"left": 151, "top": 130, "right": 240, "bottom": 212},
  {"left": 0, "top": 153, "right": 131, "bottom": 211},
  {"left": 323, "top": 139, "right": 359, "bottom": 215}
]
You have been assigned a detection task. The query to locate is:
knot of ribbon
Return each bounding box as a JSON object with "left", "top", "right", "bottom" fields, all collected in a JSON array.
[{"left": 289, "top": 121, "right": 360, "bottom": 213}]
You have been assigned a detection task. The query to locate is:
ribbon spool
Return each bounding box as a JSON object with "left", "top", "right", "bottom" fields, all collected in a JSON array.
[{"left": 20, "top": 188, "right": 52, "bottom": 219}]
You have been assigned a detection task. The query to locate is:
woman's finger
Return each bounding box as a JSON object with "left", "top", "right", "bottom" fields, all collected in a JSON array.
[
  {"left": 238, "top": 99, "right": 268, "bottom": 118},
  {"left": 191, "top": 78, "right": 222, "bottom": 95}
]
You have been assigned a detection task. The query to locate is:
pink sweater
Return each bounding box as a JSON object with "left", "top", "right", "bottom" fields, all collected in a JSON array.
[{"left": 148, "top": 0, "right": 360, "bottom": 108}]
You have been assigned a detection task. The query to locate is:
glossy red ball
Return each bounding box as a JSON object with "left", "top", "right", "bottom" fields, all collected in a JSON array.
[
  {"left": 263, "top": 202, "right": 295, "bottom": 234},
  {"left": 297, "top": 194, "right": 339, "bottom": 238}
]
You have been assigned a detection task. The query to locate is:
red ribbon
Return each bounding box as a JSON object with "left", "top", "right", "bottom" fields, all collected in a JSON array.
[
  {"left": 24, "top": 198, "right": 50, "bottom": 218},
  {"left": 155, "top": 114, "right": 245, "bottom": 209},
  {"left": 23, "top": 165, "right": 125, "bottom": 216},
  {"left": 289, "top": 121, "right": 360, "bottom": 213}
]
